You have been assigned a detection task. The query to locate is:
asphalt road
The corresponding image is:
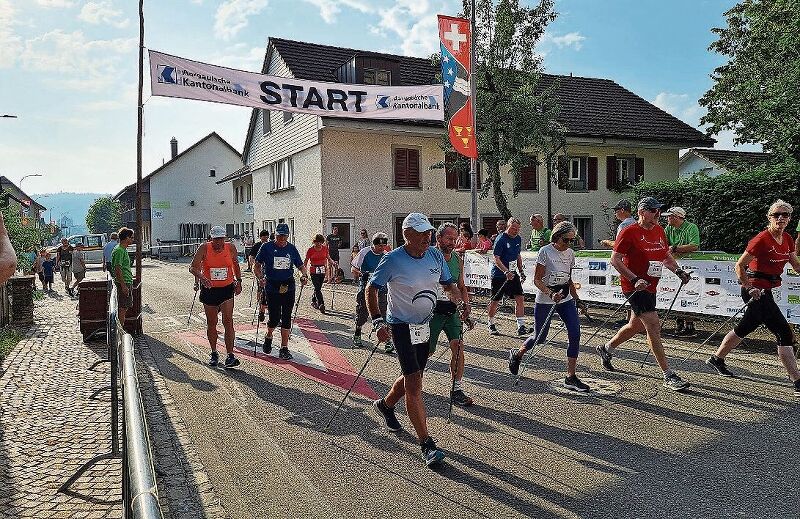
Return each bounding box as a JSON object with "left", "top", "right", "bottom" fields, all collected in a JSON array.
[{"left": 140, "top": 258, "right": 799, "bottom": 519}]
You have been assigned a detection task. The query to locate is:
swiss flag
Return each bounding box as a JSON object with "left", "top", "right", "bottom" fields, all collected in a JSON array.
[{"left": 438, "top": 15, "right": 477, "bottom": 159}]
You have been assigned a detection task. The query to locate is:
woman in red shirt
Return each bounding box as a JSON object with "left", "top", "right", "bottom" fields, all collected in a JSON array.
[
  {"left": 304, "top": 234, "right": 332, "bottom": 314},
  {"left": 476, "top": 229, "right": 493, "bottom": 252},
  {"left": 708, "top": 200, "right": 800, "bottom": 395},
  {"left": 455, "top": 227, "right": 474, "bottom": 253}
]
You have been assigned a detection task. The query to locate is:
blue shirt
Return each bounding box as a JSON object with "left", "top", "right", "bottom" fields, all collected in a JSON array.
[
  {"left": 491, "top": 232, "right": 523, "bottom": 278},
  {"left": 42, "top": 260, "right": 55, "bottom": 276},
  {"left": 103, "top": 240, "right": 118, "bottom": 262},
  {"left": 255, "top": 241, "right": 303, "bottom": 293},
  {"left": 352, "top": 248, "right": 386, "bottom": 289},
  {"left": 370, "top": 246, "right": 452, "bottom": 325}
]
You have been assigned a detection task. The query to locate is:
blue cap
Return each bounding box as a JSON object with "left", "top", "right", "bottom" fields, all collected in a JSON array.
[{"left": 276, "top": 223, "right": 290, "bottom": 236}]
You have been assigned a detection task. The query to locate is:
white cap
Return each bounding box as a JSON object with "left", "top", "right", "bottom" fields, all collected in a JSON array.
[
  {"left": 209, "top": 225, "right": 227, "bottom": 238},
  {"left": 402, "top": 213, "right": 434, "bottom": 232},
  {"left": 663, "top": 207, "right": 687, "bottom": 218}
]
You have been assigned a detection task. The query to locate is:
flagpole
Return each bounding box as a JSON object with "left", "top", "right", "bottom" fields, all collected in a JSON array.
[{"left": 469, "top": 0, "right": 478, "bottom": 234}]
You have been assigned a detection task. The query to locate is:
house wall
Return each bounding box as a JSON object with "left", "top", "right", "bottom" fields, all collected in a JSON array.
[
  {"left": 679, "top": 154, "right": 723, "bottom": 178},
  {"left": 149, "top": 137, "right": 242, "bottom": 243},
  {"left": 231, "top": 174, "right": 255, "bottom": 238}
]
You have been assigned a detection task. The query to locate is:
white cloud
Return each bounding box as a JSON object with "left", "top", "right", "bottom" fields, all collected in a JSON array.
[
  {"left": 375, "top": 0, "right": 443, "bottom": 56},
  {"left": 210, "top": 43, "right": 265, "bottom": 71},
  {"left": 78, "top": 1, "right": 129, "bottom": 29},
  {"left": 548, "top": 31, "right": 585, "bottom": 50},
  {"left": 0, "top": 1, "right": 22, "bottom": 68},
  {"left": 35, "top": 0, "right": 75, "bottom": 7},
  {"left": 214, "top": 0, "right": 269, "bottom": 41},
  {"left": 301, "top": 0, "right": 372, "bottom": 24}
]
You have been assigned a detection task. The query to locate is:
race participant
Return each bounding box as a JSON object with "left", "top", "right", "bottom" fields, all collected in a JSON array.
[
  {"left": 189, "top": 225, "right": 243, "bottom": 368},
  {"left": 304, "top": 234, "right": 333, "bottom": 314},
  {"left": 707, "top": 200, "right": 800, "bottom": 395},
  {"left": 254, "top": 223, "right": 309, "bottom": 360},
  {"left": 429, "top": 223, "right": 473, "bottom": 406},
  {"left": 599, "top": 200, "right": 636, "bottom": 248},
  {"left": 250, "top": 230, "right": 270, "bottom": 322},
  {"left": 487, "top": 217, "right": 528, "bottom": 336},
  {"left": 508, "top": 222, "right": 588, "bottom": 391},
  {"left": 528, "top": 213, "right": 551, "bottom": 252},
  {"left": 369, "top": 213, "right": 465, "bottom": 468},
  {"left": 351, "top": 232, "right": 392, "bottom": 352},
  {"left": 325, "top": 226, "right": 342, "bottom": 280},
  {"left": 663, "top": 206, "right": 700, "bottom": 336},
  {"left": 56, "top": 238, "right": 74, "bottom": 296},
  {"left": 552, "top": 214, "right": 585, "bottom": 250},
  {"left": 595, "top": 197, "right": 692, "bottom": 391},
  {"left": 490, "top": 219, "right": 506, "bottom": 244}
]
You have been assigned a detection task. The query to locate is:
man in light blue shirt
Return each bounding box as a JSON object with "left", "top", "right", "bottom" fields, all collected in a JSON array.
[
  {"left": 368, "top": 213, "right": 465, "bottom": 468},
  {"left": 103, "top": 232, "right": 118, "bottom": 273}
]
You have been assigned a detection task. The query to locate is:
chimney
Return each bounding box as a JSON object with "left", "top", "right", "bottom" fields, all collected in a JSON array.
[{"left": 170, "top": 137, "right": 178, "bottom": 159}]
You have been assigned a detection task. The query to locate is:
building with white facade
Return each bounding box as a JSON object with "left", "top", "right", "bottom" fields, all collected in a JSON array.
[{"left": 678, "top": 148, "right": 772, "bottom": 179}]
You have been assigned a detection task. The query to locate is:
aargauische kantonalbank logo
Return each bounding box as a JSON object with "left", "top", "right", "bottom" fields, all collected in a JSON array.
[{"left": 157, "top": 65, "right": 177, "bottom": 84}]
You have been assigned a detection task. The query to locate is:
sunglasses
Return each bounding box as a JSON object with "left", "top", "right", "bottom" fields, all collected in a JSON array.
[
  {"left": 373, "top": 238, "right": 389, "bottom": 245},
  {"left": 560, "top": 237, "right": 575, "bottom": 244},
  {"left": 770, "top": 212, "right": 792, "bottom": 219}
]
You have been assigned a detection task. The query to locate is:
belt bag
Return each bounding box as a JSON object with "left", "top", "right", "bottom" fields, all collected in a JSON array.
[
  {"left": 433, "top": 300, "right": 458, "bottom": 316},
  {"left": 746, "top": 270, "right": 781, "bottom": 282},
  {"left": 547, "top": 283, "right": 570, "bottom": 297}
]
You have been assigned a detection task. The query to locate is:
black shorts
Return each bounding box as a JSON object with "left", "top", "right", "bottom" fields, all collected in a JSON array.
[
  {"left": 491, "top": 274, "right": 524, "bottom": 301},
  {"left": 199, "top": 283, "right": 236, "bottom": 308},
  {"left": 734, "top": 288, "right": 795, "bottom": 346},
  {"left": 266, "top": 289, "right": 294, "bottom": 329},
  {"left": 624, "top": 290, "right": 657, "bottom": 316},
  {"left": 391, "top": 323, "right": 430, "bottom": 376}
]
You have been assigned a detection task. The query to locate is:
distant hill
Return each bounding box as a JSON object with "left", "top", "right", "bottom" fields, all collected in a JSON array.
[{"left": 30, "top": 192, "right": 111, "bottom": 234}]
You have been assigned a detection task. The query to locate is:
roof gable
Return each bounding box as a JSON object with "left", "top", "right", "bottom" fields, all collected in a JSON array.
[{"left": 685, "top": 148, "right": 773, "bottom": 173}]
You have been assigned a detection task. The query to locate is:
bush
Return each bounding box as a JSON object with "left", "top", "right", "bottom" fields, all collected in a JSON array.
[{"left": 628, "top": 159, "right": 800, "bottom": 253}]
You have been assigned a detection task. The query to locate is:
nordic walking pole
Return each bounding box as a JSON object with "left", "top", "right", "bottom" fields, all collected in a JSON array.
[
  {"left": 187, "top": 282, "right": 199, "bottom": 325},
  {"left": 324, "top": 329, "right": 380, "bottom": 431},
  {"left": 248, "top": 277, "right": 255, "bottom": 308},
  {"left": 514, "top": 301, "right": 561, "bottom": 385},
  {"left": 292, "top": 281, "right": 306, "bottom": 322},
  {"left": 682, "top": 297, "right": 755, "bottom": 362},
  {"left": 476, "top": 278, "right": 509, "bottom": 324},
  {"left": 579, "top": 290, "right": 640, "bottom": 351},
  {"left": 640, "top": 282, "right": 684, "bottom": 367}
]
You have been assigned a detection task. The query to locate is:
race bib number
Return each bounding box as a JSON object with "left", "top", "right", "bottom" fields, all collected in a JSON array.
[
  {"left": 209, "top": 267, "right": 229, "bottom": 281},
  {"left": 771, "top": 286, "right": 782, "bottom": 301},
  {"left": 548, "top": 271, "right": 570, "bottom": 285},
  {"left": 273, "top": 256, "right": 291, "bottom": 270},
  {"left": 313, "top": 265, "right": 326, "bottom": 275},
  {"left": 409, "top": 323, "right": 431, "bottom": 344},
  {"left": 647, "top": 261, "right": 663, "bottom": 278}
]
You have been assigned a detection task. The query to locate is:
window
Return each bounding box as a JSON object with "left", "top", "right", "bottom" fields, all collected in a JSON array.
[
  {"left": 393, "top": 147, "right": 420, "bottom": 188},
  {"left": 566, "top": 156, "right": 587, "bottom": 191},
  {"left": 209, "top": 169, "right": 216, "bottom": 177},
  {"left": 481, "top": 215, "right": 505, "bottom": 235},
  {"left": 430, "top": 215, "right": 459, "bottom": 230},
  {"left": 283, "top": 110, "right": 293, "bottom": 124},
  {"left": 87, "top": 236, "right": 102, "bottom": 248},
  {"left": 270, "top": 157, "right": 294, "bottom": 191},
  {"left": 445, "top": 152, "right": 471, "bottom": 190},
  {"left": 262, "top": 109, "right": 271, "bottom": 134},
  {"left": 606, "top": 156, "right": 643, "bottom": 189},
  {"left": 616, "top": 157, "right": 632, "bottom": 185},
  {"left": 364, "top": 68, "right": 391, "bottom": 86},
  {"left": 519, "top": 156, "right": 538, "bottom": 191},
  {"left": 573, "top": 216, "right": 593, "bottom": 248},
  {"left": 247, "top": 183, "right": 252, "bottom": 202},
  {"left": 288, "top": 218, "right": 295, "bottom": 244}
]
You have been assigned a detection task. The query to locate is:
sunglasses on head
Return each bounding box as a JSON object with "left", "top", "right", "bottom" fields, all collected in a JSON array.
[{"left": 770, "top": 212, "right": 791, "bottom": 219}]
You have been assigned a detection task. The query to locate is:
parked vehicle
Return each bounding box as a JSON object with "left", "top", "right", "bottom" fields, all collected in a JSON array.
[{"left": 48, "top": 234, "right": 107, "bottom": 264}]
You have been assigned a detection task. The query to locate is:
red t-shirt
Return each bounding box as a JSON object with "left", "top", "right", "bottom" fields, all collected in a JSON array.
[
  {"left": 305, "top": 246, "right": 329, "bottom": 274},
  {"left": 614, "top": 223, "right": 669, "bottom": 294},
  {"left": 745, "top": 230, "right": 795, "bottom": 289}
]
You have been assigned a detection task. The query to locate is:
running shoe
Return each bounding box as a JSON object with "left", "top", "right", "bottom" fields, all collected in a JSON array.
[
  {"left": 262, "top": 336, "right": 272, "bottom": 354},
  {"left": 224, "top": 354, "right": 240, "bottom": 368},
  {"left": 706, "top": 355, "right": 735, "bottom": 377},
  {"left": 372, "top": 399, "right": 401, "bottom": 431},
  {"left": 278, "top": 347, "right": 293, "bottom": 360},
  {"left": 421, "top": 437, "right": 445, "bottom": 468},
  {"left": 319, "top": 304, "right": 327, "bottom": 315},
  {"left": 487, "top": 323, "right": 499, "bottom": 336},
  {"left": 352, "top": 332, "right": 363, "bottom": 348},
  {"left": 794, "top": 379, "right": 800, "bottom": 397},
  {"left": 311, "top": 301, "right": 319, "bottom": 310},
  {"left": 596, "top": 344, "right": 615, "bottom": 371},
  {"left": 258, "top": 310, "right": 265, "bottom": 322},
  {"left": 451, "top": 389, "right": 473, "bottom": 407},
  {"left": 663, "top": 372, "right": 689, "bottom": 391},
  {"left": 209, "top": 351, "right": 219, "bottom": 367},
  {"left": 508, "top": 349, "right": 521, "bottom": 375},
  {"left": 517, "top": 324, "right": 529, "bottom": 336},
  {"left": 384, "top": 339, "right": 395, "bottom": 354},
  {"left": 564, "top": 375, "right": 590, "bottom": 392}
]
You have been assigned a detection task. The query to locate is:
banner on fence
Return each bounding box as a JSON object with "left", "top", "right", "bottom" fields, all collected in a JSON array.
[
  {"left": 463, "top": 250, "right": 800, "bottom": 324},
  {"left": 149, "top": 50, "right": 444, "bottom": 121}
]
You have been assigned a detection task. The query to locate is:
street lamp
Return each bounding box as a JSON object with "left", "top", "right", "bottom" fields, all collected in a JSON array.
[{"left": 1, "top": 115, "right": 17, "bottom": 118}]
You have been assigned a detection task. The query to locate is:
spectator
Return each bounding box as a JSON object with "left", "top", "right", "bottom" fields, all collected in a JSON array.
[
  {"left": 600, "top": 200, "right": 636, "bottom": 248},
  {"left": 70, "top": 243, "right": 87, "bottom": 296},
  {"left": 476, "top": 229, "right": 493, "bottom": 252},
  {"left": 455, "top": 227, "right": 474, "bottom": 253},
  {"left": 528, "top": 213, "right": 551, "bottom": 252},
  {"left": 490, "top": 219, "right": 507, "bottom": 244},
  {"left": 356, "top": 229, "right": 370, "bottom": 250},
  {"left": 663, "top": 206, "right": 701, "bottom": 336}
]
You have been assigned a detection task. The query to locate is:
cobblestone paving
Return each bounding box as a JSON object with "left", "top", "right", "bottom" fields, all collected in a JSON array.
[{"left": 0, "top": 279, "right": 121, "bottom": 519}]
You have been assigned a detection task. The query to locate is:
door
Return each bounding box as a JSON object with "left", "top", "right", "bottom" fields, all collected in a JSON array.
[
  {"left": 572, "top": 215, "right": 593, "bottom": 249},
  {"left": 326, "top": 218, "right": 354, "bottom": 276}
]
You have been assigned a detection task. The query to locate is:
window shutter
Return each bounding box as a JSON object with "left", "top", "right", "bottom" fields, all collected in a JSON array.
[
  {"left": 262, "top": 110, "right": 271, "bottom": 134},
  {"left": 394, "top": 148, "right": 408, "bottom": 187},
  {"left": 556, "top": 156, "right": 568, "bottom": 190},
  {"left": 635, "top": 157, "right": 645, "bottom": 183},
  {"left": 606, "top": 156, "right": 617, "bottom": 190},
  {"left": 445, "top": 152, "right": 458, "bottom": 189},
  {"left": 407, "top": 149, "right": 420, "bottom": 187},
  {"left": 587, "top": 156, "right": 598, "bottom": 191},
  {"left": 520, "top": 156, "right": 537, "bottom": 190}
]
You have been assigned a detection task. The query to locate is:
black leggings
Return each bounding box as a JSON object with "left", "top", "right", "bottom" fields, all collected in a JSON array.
[
  {"left": 266, "top": 289, "right": 295, "bottom": 329},
  {"left": 310, "top": 273, "right": 325, "bottom": 307},
  {"left": 734, "top": 288, "right": 796, "bottom": 346}
]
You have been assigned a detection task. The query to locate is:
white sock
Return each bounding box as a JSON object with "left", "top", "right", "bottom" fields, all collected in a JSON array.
[
  {"left": 488, "top": 317, "right": 495, "bottom": 325},
  {"left": 453, "top": 379, "right": 462, "bottom": 391},
  {"left": 777, "top": 346, "right": 800, "bottom": 381},
  {"left": 516, "top": 317, "right": 525, "bottom": 327}
]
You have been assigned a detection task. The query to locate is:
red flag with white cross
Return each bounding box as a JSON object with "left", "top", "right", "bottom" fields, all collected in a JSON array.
[{"left": 438, "top": 15, "right": 477, "bottom": 159}]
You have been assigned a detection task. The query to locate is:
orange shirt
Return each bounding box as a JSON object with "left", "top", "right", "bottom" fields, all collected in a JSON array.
[{"left": 203, "top": 243, "right": 236, "bottom": 288}]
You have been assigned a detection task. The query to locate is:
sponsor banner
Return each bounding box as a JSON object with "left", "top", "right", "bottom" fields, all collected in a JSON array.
[
  {"left": 438, "top": 15, "right": 477, "bottom": 158},
  {"left": 463, "top": 250, "right": 800, "bottom": 324},
  {"left": 149, "top": 50, "right": 443, "bottom": 121}
]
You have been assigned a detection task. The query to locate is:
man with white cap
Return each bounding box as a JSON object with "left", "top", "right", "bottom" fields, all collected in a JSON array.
[
  {"left": 663, "top": 206, "right": 701, "bottom": 336},
  {"left": 368, "top": 213, "right": 465, "bottom": 468},
  {"left": 350, "top": 231, "right": 392, "bottom": 351},
  {"left": 189, "top": 225, "right": 243, "bottom": 368}
]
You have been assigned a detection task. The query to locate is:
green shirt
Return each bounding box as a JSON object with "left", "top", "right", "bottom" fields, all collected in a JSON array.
[
  {"left": 665, "top": 221, "right": 701, "bottom": 248},
  {"left": 796, "top": 220, "right": 800, "bottom": 233},
  {"left": 529, "top": 227, "right": 552, "bottom": 251},
  {"left": 111, "top": 244, "right": 132, "bottom": 284}
]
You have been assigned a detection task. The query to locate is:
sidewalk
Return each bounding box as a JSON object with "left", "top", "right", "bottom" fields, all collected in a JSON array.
[{"left": 0, "top": 288, "right": 121, "bottom": 519}]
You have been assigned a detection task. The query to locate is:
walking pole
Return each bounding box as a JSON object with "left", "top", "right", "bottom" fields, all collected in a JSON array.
[
  {"left": 248, "top": 277, "right": 255, "bottom": 308},
  {"left": 187, "top": 282, "right": 199, "bottom": 325},
  {"left": 476, "top": 278, "right": 509, "bottom": 324},
  {"left": 682, "top": 297, "right": 755, "bottom": 362},
  {"left": 293, "top": 281, "right": 306, "bottom": 322},
  {"left": 324, "top": 329, "right": 380, "bottom": 431},
  {"left": 640, "top": 282, "right": 685, "bottom": 367},
  {"left": 514, "top": 301, "right": 561, "bottom": 386},
  {"left": 578, "top": 290, "right": 639, "bottom": 351}
]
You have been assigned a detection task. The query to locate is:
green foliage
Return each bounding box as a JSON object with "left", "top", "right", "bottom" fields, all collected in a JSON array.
[
  {"left": 0, "top": 327, "right": 22, "bottom": 362},
  {"left": 1, "top": 196, "right": 46, "bottom": 272},
  {"left": 699, "top": 0, "right": 800, "bottom": 160},
  {"left": 85, "top": 196, "right": 121, "bottom": 235},
  {"left": 627, "top": 159, "right": 800, "bottom": 253}
]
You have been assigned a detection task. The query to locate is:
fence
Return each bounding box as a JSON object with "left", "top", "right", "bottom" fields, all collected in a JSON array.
[
  {"left": 60, "top": 279, "right": 164, "bottom": 519},
  {"left": 151, "top": 238, "right": 205, "bottom": 260}
]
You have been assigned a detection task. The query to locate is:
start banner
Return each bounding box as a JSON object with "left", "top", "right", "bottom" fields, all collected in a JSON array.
[
  {"left": 149, "top": 50, "right": 444, "bottom": 121},
  {"left": 463, "top": 250, "right": 800, "bottom": 325}
]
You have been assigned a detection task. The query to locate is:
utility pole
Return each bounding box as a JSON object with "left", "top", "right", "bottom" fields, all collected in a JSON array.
[
  {"left": 469, "top": 0, "right": 478, "bottom": 233},
  {"left": 136, "top": 0, "right": 144, "bottom": 285}
]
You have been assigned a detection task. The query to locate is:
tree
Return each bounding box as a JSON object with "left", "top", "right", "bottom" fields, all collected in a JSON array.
[
  {"left": 86, "top": 196, "right": 121, "bottom": 235},
  {"left": 0, "top": 197, "right": 46, "bottom": 272},
  {"left": 699, "top": 0, "right": 800, "bottom": 160}
]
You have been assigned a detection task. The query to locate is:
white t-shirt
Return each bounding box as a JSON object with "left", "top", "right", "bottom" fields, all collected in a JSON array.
[{"left": 534, "top": 244, "right": 574, "bottom": 304}]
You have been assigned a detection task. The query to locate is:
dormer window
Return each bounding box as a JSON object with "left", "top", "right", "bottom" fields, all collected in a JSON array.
[{"left": 364, "top": 68, "right": 391, "bottom": 86}]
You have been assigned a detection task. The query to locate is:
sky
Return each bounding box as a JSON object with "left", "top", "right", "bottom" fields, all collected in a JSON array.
[{"left": 0, "top": 0, "right": 759, "bottom": 198}]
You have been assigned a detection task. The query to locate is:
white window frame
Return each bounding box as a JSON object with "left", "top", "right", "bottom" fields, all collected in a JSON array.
[
  {"left": 616, "top": 156, "right": 635, "bottom": 184},
  {"left": 270, "top": 157, "right": 294, "bottom": 192},
  {"left": 569, "top": 158, "right": 582, "bottom": 181},
  {"left": 565, "top": 156, "right": 588, "bottom": 192}
]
